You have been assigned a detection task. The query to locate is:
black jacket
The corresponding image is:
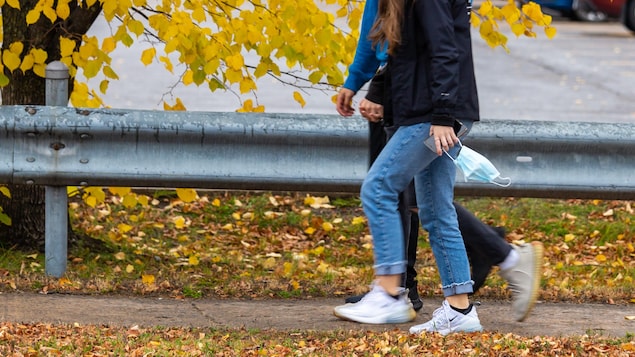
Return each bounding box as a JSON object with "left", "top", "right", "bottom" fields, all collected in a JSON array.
[{"left": 389, "top": 0, "right": 479, "bottom": 127}]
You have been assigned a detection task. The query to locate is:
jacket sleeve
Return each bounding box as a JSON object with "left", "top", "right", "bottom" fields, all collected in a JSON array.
[
  {"left": 415, "top": 0, "right": 461, "bottom": 126},
  {"left": 342, "top": 0, "right": 385, "bottom": 92},
  {"left": 364, "top": 66, "right": 386, "bottom": 105}
]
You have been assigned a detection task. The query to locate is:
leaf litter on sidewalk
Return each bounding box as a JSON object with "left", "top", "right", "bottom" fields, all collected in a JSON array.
[{"left": 1, "top": 190, "right": 634, "bottom": 355}]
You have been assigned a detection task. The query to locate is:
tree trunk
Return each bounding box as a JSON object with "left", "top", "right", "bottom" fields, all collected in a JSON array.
[{"left": 0, "top": 1, "right": 102, "bottom": 251}]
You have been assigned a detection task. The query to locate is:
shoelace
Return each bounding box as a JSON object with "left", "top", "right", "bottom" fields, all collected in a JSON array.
[{"left": 429, "top": 305, "right": 452, "bottom": 330}]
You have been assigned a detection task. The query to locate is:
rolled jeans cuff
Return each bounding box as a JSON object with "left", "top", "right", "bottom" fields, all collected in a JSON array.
[{"left": 442, "top": 280, "right": 474, "bottom": 297}]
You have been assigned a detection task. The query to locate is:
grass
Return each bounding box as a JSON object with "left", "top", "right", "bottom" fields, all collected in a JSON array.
[{"left": 1, "top": 190, "right": 634, "bottom": 355}]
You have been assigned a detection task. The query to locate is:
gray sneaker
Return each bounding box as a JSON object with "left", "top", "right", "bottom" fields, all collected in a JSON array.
[{"left": 499, "top": 241, "right": 544, "bottom": 322}]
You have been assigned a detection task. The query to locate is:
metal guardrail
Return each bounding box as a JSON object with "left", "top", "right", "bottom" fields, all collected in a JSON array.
[
  {"left": 2, "top": 106, "right": 634, "bottom": 199},
  {"left": 1, "top": 62, "right": 634, "bottom": 277}
]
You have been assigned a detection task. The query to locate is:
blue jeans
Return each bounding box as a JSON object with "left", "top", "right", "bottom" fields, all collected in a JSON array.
[{"left": 360, "top": 121, "right": 474, "bottom": 297}]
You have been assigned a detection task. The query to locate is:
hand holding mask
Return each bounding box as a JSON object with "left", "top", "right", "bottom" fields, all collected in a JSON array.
[{"left": 445, "top": 141, "right": 511, "bottom": 187}]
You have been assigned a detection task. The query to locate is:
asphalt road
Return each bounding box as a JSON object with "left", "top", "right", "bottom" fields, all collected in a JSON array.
[
  {"left": 474, "top": 19, "right": 635, "bottom": 123},
  {"left": 85, "top": 15, "right": 635, "bottom": 122}
]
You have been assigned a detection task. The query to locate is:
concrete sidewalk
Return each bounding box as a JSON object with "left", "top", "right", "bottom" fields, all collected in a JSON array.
[{"left": 1, "top": 292, "right": 634, "bottom": 337}]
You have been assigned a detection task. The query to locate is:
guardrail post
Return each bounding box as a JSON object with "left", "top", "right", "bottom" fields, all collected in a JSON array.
[{"left": 44, "top": 61, "right": 69, "bottom": 277}]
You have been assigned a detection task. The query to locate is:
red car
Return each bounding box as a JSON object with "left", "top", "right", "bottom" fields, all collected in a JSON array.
[{"left": 588, "top": 0, "right": 635, "bottom": 32}]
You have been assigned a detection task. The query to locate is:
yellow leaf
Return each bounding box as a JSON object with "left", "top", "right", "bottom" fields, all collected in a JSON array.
[
  {"left": 109, "top": 187, "right": 131, "bottom": 196},
  {"left": 102, "top": 37, "right": 116, "bottom": 53},
  {"left": 176, "top": 188, "right": 198, "bottom": 203},
  {"left": 126, "top": 264, "right": 134, "bottom": 273},
  {"left": 159, "top": 56, "right": 173, "bottom": 72},
  {"left": 102, "top": 66, "right": 119, "bottom": 80},
  {"left": 60, "top": 37, "right": 76, "bottom": 57},
  {"left": 85, "top": 196, "right": 97, "bottom": 208},
  {"left": 26, "top": 9, "right": 41, "bottom": 24},
  {"left": 19, "top": 54, "right": 34, "bottom": 73},
  {"left": 188, "top": 255, "right": 199, "bottom": 266},
  {"left": 58, "top": 277, "right": 72, "bottom": 286},
  {"left": 127, "top": 19, "right": 144, "bottom": 36},
  {"left": 174, "top": 216, "right": 186, "bottom": 229},
  {"left": 595, "top": 254, "right": 607, "bottom": 263},
  {"left": 114, "top": 252, "right": 126, "bottom": 260},
  {"left": 0, "top": 186, "right": 11, "bottom": 198},
  {"left": 351, "top": 216, "right": 366, "bottom": 225},
  {"left": 322, "top": 222, "right": 333, "bottom": 232},
  {"left": 293, "top": 91, "right": 306, "bottom": 107},
  {"left": 142, "top": 274, "right": 155, "bottom": 285},
  {"left": 6, "top": 0, "right": 19, "bottom": 9},
  {"left": 212, "top": 198, "right": 221, "bottom": 207},
  {"left": 56, "top": 2, "right": 70, "bottom": 19},
  {"left": 290, "top": 280, "right": 300, "bottom": 289},
  {"left": 225, "top": 53, "right": 245, "bottom": 71},
  {"left": 122, "top": 194, "right": 137, "bottom": 208},
  {"left": 2, "top": 50, "right": 21, "bottom": 72},
  {"left": 221, "top": 223, "right": 233, "bottom": 230},
  {"left": 141, "top": 48, "right": 155, "bottom": 65},
  {"left": 83, "top": 60, "right": 101, "bottom": 79},
  {"left": 564, "top": 234, "right": 575, "bottom": 242},
  {"left": 118, "top": 223, "right": 133, "bottom": 233},
  {"left": 0, "top": 74, "right": 8, "bottom": 87},
  {"left": 163, "top": 98, "right": 186, "bottom": 111},
  {"left": 479, "top": 0, "right": 493, "bottom": 15},
  {"left": 31, "top": 48, "right": 47, "bottom": 63},
  {"left": 183, "top": 69, "right": 194, "bottom": 85},
  {"left": 225, "top": 68, "right": 242, "bottom": 83},
  {"left": 33, "top": 63, "right": 46, "bottom": 78},
  {"left": 511, "top": 23, "right": 525, "bottom": 37},
  {"left": 43, "top": 6, "right": 57, "bottom": 22},
  {"left": 305, "top": 227, "right": 315, "bottom": 235},
  {"left": 239, "top": 77, "right": 256, "bottom": 94},
  {"left": 137, "top": 195, "right": 149, "bottom": 206}
]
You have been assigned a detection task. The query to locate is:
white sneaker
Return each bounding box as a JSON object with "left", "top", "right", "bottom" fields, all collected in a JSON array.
[
  {"left": 409, "top": 300, "right": 482, "bottom": 336},
  {"left": 333, "top": 283, "right": 416, "bottom": 324}
]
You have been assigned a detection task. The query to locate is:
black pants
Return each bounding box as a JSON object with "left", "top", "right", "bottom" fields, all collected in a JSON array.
[{"left": 369, "top": 122, "right": 512, "bottom": 292}]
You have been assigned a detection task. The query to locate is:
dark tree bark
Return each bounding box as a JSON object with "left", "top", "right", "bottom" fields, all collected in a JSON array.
[{"left": 0, "top": 0, "right": 102, "bottom": 251}]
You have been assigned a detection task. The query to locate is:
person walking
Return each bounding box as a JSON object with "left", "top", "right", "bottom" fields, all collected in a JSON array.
[
  {"left": 333, "top": 0, "right": 542, "bottom": 334},
  {"left": 335, "top": 0, "right": 543, "bottom": 325}
]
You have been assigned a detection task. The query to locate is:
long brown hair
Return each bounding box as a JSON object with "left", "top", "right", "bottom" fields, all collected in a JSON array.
[{"left": 368, "top": 0, "right": 405, "bottom": 55}]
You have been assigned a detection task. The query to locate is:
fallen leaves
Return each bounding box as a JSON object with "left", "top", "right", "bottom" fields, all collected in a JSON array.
[{"left": 1, "top": 313, "right": 634, "bottom": 355}]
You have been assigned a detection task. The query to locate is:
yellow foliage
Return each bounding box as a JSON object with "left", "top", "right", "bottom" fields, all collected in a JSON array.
[
  {"left": 4, "top": 0, "right": 552, "bottom": 114},
  {"left": 473, "top": 0, "right": 555, "bottom": 51}
]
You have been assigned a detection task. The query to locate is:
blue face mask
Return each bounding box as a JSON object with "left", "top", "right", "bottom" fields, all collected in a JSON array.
[{"left": 445, "top": 142, "right": 511, "bottom": 187}]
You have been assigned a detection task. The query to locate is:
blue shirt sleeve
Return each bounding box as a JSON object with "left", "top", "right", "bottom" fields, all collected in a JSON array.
[{"left": 342, "top": 0, "right": 388, "bottom": 92}]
